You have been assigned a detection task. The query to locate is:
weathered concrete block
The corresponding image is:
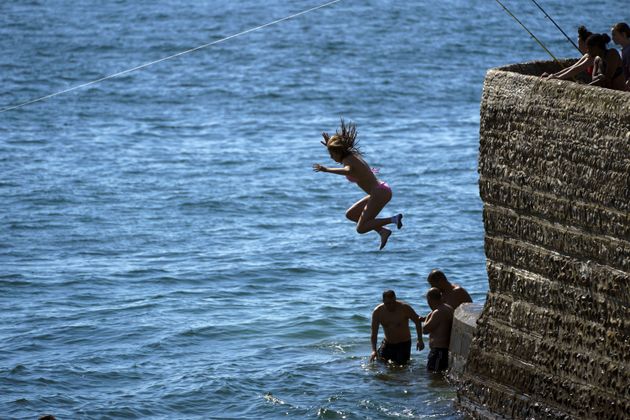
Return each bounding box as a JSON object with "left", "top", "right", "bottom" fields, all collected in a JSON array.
[
  {"left": 449, "top": 302, "right": 484, "bottom": 381},
  {"left": 457, "top": 61, "right": 630, "bottom": 419}
]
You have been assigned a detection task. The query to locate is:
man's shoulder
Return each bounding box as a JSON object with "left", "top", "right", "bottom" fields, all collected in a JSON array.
[
  {"left": 397, "top": 300, "right": 418, "bottom": 313},
  {"left": 452, "top": 284, "right": 472, "bottom": 298},
  {"left": 438, "top": 304, "right": 455, "bottom": 318}
]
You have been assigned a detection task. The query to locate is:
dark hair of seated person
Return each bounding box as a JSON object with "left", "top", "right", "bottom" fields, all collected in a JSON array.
[
  {"left": 578, "top": 25, "right": 592, "bottom": 43},
  {"left": 586, "top": 33, "right": 611, "bottom": 50},
  {"left": 612, "top": 22, "right": 630, "bottom": 37}
]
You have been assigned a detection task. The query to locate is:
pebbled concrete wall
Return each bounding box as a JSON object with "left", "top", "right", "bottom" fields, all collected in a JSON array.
[
  {"left": 448, "top": 303, "right": 483, "bottom": 381},
  {"left": 456, "top": 61, "right": 630, "bottom": 420}
]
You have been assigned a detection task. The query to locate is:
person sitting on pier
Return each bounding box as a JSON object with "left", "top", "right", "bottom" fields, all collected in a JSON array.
[
  {"left": 587, "top": 33, "right": 626, "bottom": 91},
  {"left": 369, "top": 290, "right": 424, "bottom": 365},
  {"left": 422, "top": 288, "right": 454, "bottom": 372},
  {"left": 425, "top": 269, "right": 472, "bottom": 311},
  {"left": 611, "top": 22, "right": 630, "bottom": 90},
  {"left": 542, "top": 25, "right": 594, "bottom": 81}
]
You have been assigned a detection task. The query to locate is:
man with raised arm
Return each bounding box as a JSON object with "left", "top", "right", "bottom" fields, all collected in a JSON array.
[
  {"left": 369, "top": 290, "right": 424, "bottom": 365},
  {"left": 426, "top": 269, "right": 472, "bottom": 310},
  {"left": 422, "top": 287, "right": 454, "bottom": 372}
]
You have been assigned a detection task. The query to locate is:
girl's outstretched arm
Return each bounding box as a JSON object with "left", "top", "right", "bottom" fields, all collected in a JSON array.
[
  {"left": 546, "top": 54, "right": 593, "bottom": 80},
  {"left": 312, "top": 163, "right": 351, "bottom": 175}
]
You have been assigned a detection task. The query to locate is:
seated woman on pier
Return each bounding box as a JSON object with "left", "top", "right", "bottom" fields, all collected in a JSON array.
[
  {"left": 587, "top": 33, "right": 626, "bottom": 91},
  {"left": 542, "top": 26, "right": 593, "bottom": 82},
  {"left": 611, "top": 22, "right": 630, "bottom": 91}
]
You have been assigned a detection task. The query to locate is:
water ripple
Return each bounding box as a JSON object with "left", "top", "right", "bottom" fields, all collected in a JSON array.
[{"left": 3, "top": 0, "right": 609, "bottom": 417}]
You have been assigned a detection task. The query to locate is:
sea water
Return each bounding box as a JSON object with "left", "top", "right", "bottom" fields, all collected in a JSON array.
[{"left": 0, "top": 0, "right": 624, "bottom": 418}]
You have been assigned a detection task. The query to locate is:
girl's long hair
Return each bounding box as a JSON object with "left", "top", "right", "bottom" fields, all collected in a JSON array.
[{"left": 326, "top": 119, "right": 362, "bottom": 158}]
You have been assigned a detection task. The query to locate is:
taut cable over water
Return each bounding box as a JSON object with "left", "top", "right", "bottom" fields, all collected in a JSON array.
[
  {"left": 0, "top": 0, "right": 342, "bottom": 114},
  {"left": 529, "top": 0, "right": 581, "bottom": 53},
  {"left": 493, "top": 0, "right": 562, "bottom": 66}
]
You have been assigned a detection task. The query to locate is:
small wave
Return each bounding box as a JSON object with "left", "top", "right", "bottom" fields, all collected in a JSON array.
[
  {"left": 178, "top": 198, "right": 225, "bottom": 210},
  {"left": 280, "top": 266, "right": 316, "bottom": 274},
  {"left": 0, "top": 180, "right": 20, "bottom": 188},
  {"left": 9, "top": 364, "right": 28, "bottom": 374},
  {"left": 280, "top": 328, "right": 332, "bottom": 340},
  {"left": 36, "top": 376, "right": 58, "bottom": 385},
  {"left": 111, "top": 267, "right": 169, "bottom": 281},
  {"left": 314, "top": 342, "right": 352, "bottom": 354},
  {"left": 0, "top": 274, "right": 31, "bottom": 287},
  {"left": 6, "top": 138, "right": 47, "bottom": 145},
  {"left": 263, "top": 392, "right": 287, "bottom": 406},
  {"left": 252, "top": 91, "right": 283, "bottom": 100},
  {"left": 177, "top": 324, "right": 223, "bottom": 338},
  {"left": 316, "top": 406, "right": 350, "bottom": 419},
  {"left": 12, "top": 398, "right": 29, "bottom": 405}
]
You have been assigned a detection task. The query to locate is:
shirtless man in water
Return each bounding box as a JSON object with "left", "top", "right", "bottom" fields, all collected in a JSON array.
[
  {"left": 422, "top": 287, "right": 454, "bottom": 372},
  {"left": 369, "top": 290, "right": 424, "bottom": 365},
  {"left": 426, "top": 269, "right": 472, "bottom": 310}
]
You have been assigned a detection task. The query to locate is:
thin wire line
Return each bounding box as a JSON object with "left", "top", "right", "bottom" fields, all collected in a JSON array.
[
  {"left": 529, "top": 0, "right": 580, "bottom": 53},
  {"left": 493, "top": 0, "right": 562, "bottom": 65},
  {"left": 0, "top": 0, "right": 343, "bottom": 114}
]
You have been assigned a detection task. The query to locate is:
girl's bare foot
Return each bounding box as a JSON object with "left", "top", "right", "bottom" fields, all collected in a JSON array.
[
  {"left": 393, "top": 213, "right": 403, "bottom": 230},
  {"left": 379, "top": 228, "right": 392, "bottom": 250}
]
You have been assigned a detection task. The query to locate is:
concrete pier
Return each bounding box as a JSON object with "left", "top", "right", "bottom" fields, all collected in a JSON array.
[{"left": 456, "top": 61, "right": 630, "bottom": 419}]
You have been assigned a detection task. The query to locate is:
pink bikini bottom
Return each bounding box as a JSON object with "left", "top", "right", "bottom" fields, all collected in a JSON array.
[{"left": 373, "top": 181, "right": 391, "bottom": 193}]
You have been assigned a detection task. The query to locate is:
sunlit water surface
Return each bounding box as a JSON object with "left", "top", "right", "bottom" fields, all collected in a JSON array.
[{"left": 0, "top": 0, "right": 623, "bottom": 418}]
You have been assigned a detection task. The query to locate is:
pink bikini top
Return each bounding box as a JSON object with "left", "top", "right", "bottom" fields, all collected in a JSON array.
[{"left": 346, "top": 167, "right": 379, "bottom": 183}]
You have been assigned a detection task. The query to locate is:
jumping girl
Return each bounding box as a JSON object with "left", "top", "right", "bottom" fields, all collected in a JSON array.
[{"left": 313, "top": 119, "right": 403, "bottom": 250}]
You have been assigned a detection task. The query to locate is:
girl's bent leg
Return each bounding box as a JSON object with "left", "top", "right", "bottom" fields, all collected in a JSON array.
[
  {"left": 348, "top": 197, "right": 389, "bottom": 246},
  {"left": 356, "top": 190, "right": 393, "bottom": 234},
  {"left": 346, "top": 196, "right": 370, "bottom": 222}
]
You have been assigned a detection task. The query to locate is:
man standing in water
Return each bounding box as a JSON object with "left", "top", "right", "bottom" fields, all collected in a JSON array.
[
  {"left": 422, "top": 287, "right": 454, "bottom": 372},
  {"left": 426, "top": 269, "right": 472, "bottom": 310},
  {"left": 369, "top": 290, "right": 424, "bottom": 364}
]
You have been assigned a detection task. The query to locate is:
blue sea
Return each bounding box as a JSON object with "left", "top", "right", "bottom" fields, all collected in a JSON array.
[{"left": 0, "top": 0, "right": 625, "bottom": 418}]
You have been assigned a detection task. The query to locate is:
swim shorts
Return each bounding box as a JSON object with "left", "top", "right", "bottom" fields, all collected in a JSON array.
[
  {"left": 377, "top": 339, "right": 411, "bottom": 365},
  {"left": 427, "top": 347, "right": 449, "bottom": 372}
]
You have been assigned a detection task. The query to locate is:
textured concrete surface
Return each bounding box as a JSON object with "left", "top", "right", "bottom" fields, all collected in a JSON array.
[
  {"left": 449, "top": 303, "right": 483, "bottom": 381},
  {"left": 456, "top": 61, "right": 630, "bottom": 420}
]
